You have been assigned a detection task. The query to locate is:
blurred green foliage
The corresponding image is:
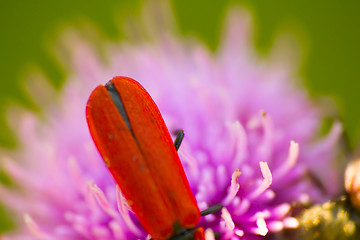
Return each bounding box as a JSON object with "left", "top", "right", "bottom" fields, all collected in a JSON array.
[
  {"left": 173, "top": 0, "right": 360, "bottom": 148},
  {"left": 0, "top": 0, "right": 144, "bottom": 148},
  {"left": 0, "top": 0, "right": 360, "bottom": 233},
  {"left": 1, "top": 0, "right": 360, "bottom": 147}
]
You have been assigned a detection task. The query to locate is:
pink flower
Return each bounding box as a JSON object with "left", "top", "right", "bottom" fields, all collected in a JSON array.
[{"left": 1, "top": 5, "right": 343, "bottom": 240}]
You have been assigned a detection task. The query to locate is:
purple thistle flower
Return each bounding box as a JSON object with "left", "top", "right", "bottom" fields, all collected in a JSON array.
[{"left": 1, "top": 5, "right": 343, "bottom": 240}]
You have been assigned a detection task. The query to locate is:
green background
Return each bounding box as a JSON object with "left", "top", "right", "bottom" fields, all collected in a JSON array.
[{"left": 0, "top": 0, "right": 359, "bottom": 232}]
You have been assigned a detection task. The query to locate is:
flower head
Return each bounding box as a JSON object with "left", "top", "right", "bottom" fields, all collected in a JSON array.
[{"left": 1, "top": 4, "right": 343, "bottom": 240}]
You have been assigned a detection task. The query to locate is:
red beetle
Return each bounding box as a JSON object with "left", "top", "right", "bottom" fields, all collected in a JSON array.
[{"left": 86, "top": 76, "right": 221, "bottom": 240}]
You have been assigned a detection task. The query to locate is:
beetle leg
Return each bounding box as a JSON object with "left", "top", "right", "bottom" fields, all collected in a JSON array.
[{"left": 174, "top": 130, "right": 185, "bottom": 151}]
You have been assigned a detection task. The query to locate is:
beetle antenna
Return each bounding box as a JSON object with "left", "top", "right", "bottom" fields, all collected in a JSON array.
[{"left": 200, "top": 204, "right": 223, "bottom": 216}]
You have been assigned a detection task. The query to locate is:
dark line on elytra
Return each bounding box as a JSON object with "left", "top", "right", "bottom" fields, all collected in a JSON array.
[{"left": 105, "top": 80, "right": 136, "bottom": 139}]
